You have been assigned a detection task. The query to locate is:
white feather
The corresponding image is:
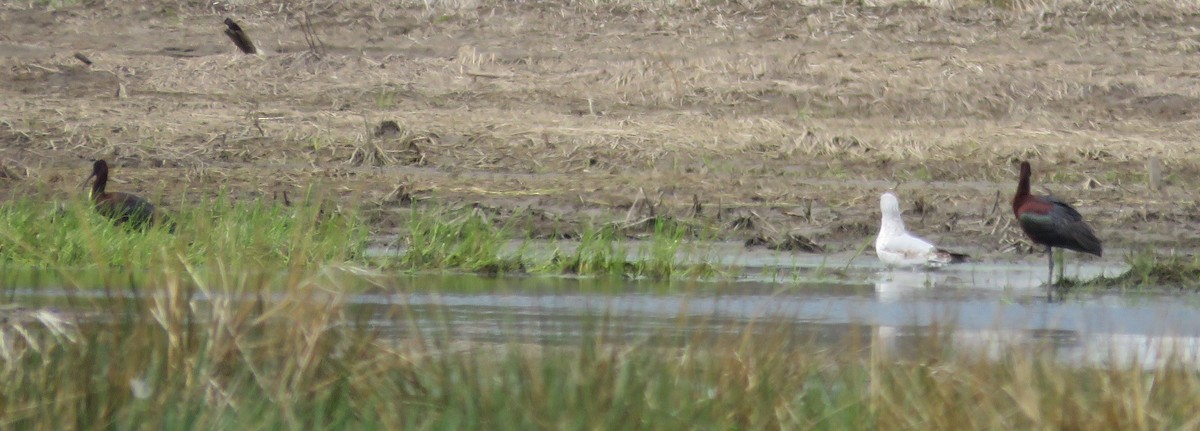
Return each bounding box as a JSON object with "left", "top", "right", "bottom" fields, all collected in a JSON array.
[{"left": 875, "top": 192, "right": 955, "bottom": 268}]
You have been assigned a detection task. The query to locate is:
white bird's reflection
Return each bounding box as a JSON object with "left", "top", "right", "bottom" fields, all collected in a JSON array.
[{"left": 873, "top": 270, "right": 950, "bottom": 303}]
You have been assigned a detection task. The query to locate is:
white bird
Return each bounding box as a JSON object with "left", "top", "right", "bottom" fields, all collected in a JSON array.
[{"left": 875, "top": 192, "right": 968, "bottom": 268}]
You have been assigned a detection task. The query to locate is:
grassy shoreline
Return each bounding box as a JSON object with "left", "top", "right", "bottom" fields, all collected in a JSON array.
[
  {"left": 0, "top": 192, "right": 735, "bottom": 282},
  {"left": 1, "top": 193, "right": 1195, "bottom": 290},
  {"left": 1, "top": 195, "right": 1199, "bottom": 429}
]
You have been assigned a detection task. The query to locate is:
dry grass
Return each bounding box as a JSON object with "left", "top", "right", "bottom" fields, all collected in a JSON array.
[{"left": 2, "top": 0, "right": 1200, "bottom": 254}]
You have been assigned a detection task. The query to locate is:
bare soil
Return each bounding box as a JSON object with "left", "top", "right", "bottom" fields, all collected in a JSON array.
[{"left": 3, "top": 0, "right": 1200, "bottom": 259}]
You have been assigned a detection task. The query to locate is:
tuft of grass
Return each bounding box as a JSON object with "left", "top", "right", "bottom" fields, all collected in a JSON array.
[
  {"left": 1066, "top": 251, "right": 1200, "bottom": 291},
  {"left": 632, "top": 218, "right": 719, "bottom": 279},
  {"left": 547, "top": 224, "right": 631, "bottom": 277},
  {"left": 374, "top": 88, "right": 398, "bottom": 110},
  {"left": 634, "top": 218, "right": 686, "bottom": 279},
  {"left": 544, "top": 219, "right": 721, "bottom": 280},
  {"left": 396, "top": 207, "right": 522, "bottom": 274}
]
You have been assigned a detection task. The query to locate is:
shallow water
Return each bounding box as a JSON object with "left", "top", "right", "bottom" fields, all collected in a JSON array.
[
  {"left": 8, "top": 248, "right": 1199, "bottom": 368},
  {"left": 363, "top": 262, "right": 1200, "bottom": 368}
]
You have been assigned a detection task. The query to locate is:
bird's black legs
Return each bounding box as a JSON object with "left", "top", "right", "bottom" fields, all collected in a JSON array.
[{"left": 1046, "top": 245, "right": 1055, "bottom": 301}]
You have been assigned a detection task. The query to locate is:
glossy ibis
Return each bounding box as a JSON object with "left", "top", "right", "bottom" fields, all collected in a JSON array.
[
  {"left": 81, "top": 159, "right": 157, "bottom": 228},
  {"left": 875, "top": 192, "right": 968, "bottom": 268},
  {"left": 1012, "top": 161, "right": 1102, "bottom": 297}
]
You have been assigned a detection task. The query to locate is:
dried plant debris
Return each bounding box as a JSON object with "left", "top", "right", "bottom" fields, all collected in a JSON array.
[
  {"left": 0, "top": 162, "right": 23, "bottom": 181},
  {"left": 743, "top": 235, "right": 772, "bottom": 248},
  {"left": 375, "top": 120, "right": 402, "bottom": 138},
  {"left": 745, "top": 232, "right": 824, "bottom": 253},
  {"left": 300, "top": 12, "right": 326, "bottom": 59},
  {"left": 768, "top": 232, "right": 824, "bottom": 252},
  {"left": 385, "top": 183, "right": 414, "bottom": 206},
  {"left": 728, "top": 215, "right": 755, "bottom": 231},
  {"left": 348, "top": 142, "right": 395, "bottom": 167}
]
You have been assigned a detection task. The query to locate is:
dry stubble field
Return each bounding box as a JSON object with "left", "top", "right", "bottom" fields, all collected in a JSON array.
[{"left": 3, "top": 0, "right": 1200, "bottom": 258}]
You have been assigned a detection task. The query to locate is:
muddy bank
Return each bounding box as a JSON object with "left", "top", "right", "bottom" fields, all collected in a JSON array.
[{"left": 1, "top": 1, "right": 1199, "bottom": 256}]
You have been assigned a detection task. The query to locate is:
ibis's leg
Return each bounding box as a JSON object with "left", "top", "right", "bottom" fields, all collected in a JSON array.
[
  {"left": 1056, "top": 249, "right": 1065, "bottom": 283},
  {"left": 1046, "top": 246, "right": 1055, "bottom": 285},
  {"left": 1046, "top": 246, "right": 1055, "bottom": 301}
]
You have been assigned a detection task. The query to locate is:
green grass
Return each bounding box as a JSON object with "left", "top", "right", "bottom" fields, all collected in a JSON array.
[
  {"left": 636, "top": 218, "right": 687, "bottom": 278},
  {"left": 1066, "top": 250, "right": 1200, "bottom": 291},
  {"left": 0, "top": 191, "right": 366, "bottom": 270},
  {"left": 374, "top": 88, "right": 399, "bottom": 110},
  {"left": 634, "top": 218, "right": 722, "bottom": 279},
  {"left": 30, "top": 0, "right": 78, "bottom": 9},
  {"left": 0, "top": 192, "right": 728, "bottom": 282},
  {"left": 546, "top": 224, "right": 632, "bottom": 276},
  {"left": 541, "top": 219, "right": 720, "bottom": 279},
  {"left": 395, "top": 207, "right": 522, "bottom": 274}
]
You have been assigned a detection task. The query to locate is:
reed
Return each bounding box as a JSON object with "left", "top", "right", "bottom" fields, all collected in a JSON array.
[{"left": 2, "top": 267, "right": 1199, "bottom": 430}]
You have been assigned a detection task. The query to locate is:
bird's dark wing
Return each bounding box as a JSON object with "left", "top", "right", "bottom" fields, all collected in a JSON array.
[
  {"left": 1017, "top": 194, "right": 1101, "bottom": 256},
  {"left": 1044, "top": 195, "right": 1084, "bottom": 222},
  {"left": 98, "top": 192, "right": 156, "bottom": 227},
  {"left": 1034, "top": 197, "right": 1101, "bottom": 256},
  {"left": 933, "top": 248, "right": 970, "bottom": 264}
]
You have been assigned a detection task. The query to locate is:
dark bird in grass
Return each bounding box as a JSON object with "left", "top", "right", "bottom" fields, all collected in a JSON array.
[
  {"left": 1012, "top": 161, "right": 1102, "bottom": 299},
  {"left": 81, "top": 160, "right": 157, "bottom": 229},
  {"left": 223, "top": 18, "right": 257, "bottom": 54}
]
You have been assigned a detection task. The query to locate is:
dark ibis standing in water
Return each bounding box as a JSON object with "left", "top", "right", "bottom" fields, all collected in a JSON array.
[
  {"left": 1012, "top": 161, "right": 1102, "bottom": 298},
  {"left": 82, "top": 159, "right": 157, "bottom": 228}
]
